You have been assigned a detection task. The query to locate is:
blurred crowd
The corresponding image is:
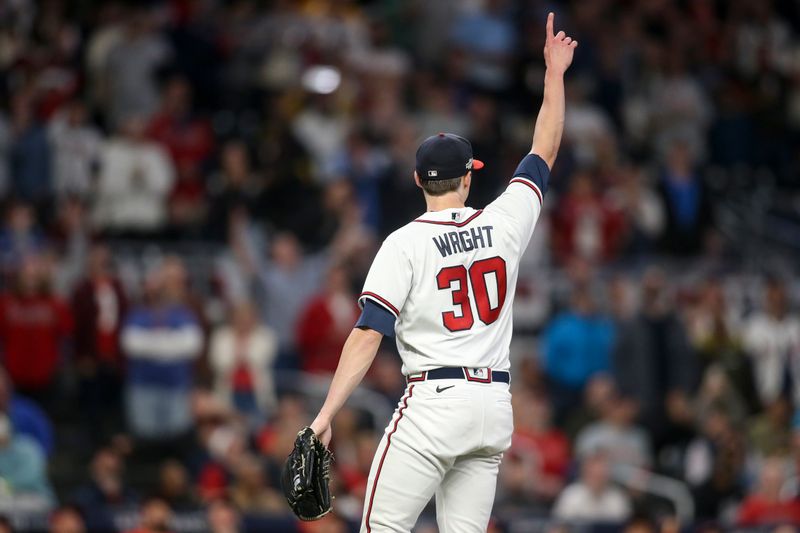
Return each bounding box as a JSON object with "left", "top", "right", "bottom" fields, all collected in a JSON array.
[{"left": 0, "top": 0, "right": 799, "bottom": 531}]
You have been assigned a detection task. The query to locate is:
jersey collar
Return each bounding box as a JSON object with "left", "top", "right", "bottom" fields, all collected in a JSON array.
[{"left": 414, "top": 207, "right": 482, "bottom": 227}]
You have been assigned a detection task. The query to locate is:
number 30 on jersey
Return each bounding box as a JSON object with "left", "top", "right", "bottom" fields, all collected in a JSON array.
[{"left": 436, "top": 256, "right": 507, "bottom": 331}]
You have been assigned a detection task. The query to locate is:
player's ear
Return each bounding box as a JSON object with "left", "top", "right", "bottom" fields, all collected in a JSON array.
[
  {"left": 463, "top": 171, "right": 472, "bottom": 190},
  {"left": 413, "top": 171, "right": 422, "bottom": 189}
]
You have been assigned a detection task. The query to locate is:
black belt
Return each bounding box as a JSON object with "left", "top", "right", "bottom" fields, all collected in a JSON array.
[{"left": 406, "top": 367, "right": 510, "bottom": 384}]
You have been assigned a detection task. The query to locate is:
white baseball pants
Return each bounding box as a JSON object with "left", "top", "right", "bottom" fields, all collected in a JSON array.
[{"left": 360, "top": 378, "right": 513, "bottom": 532}]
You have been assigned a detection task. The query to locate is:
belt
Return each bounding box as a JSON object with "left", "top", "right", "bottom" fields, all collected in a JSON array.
[{"left": 406, "top": 367, "right": 510, "bottom": 384}]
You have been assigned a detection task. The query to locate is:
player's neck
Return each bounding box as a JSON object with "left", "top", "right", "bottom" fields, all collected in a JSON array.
[{"left": 425, "top": 193, "right": 466, "bottom": 212}]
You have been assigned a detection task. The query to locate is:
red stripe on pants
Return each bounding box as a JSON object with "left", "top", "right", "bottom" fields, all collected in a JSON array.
[{"left": 365, "top": 385, "right": 415, "bottom": 532}]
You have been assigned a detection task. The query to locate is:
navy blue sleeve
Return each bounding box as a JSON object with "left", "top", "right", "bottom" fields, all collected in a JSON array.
[
  {"left": 355, "top": 300, "right": 396, "bottom": 337},
  {"left": 512, "top": 153, "right": 550, "bottom": 195}
]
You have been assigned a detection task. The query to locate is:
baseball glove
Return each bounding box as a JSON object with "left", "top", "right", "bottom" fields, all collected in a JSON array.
[{"left": 281, "top": 426, "right": 334, "bottom": 521}]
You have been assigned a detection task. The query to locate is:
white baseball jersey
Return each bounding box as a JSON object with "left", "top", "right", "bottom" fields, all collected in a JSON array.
[{"left": 358, "top": 154, "right": 547, "bottom": 374}]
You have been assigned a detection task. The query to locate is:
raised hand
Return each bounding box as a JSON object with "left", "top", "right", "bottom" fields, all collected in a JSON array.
[{"left": 543, "top": 12, "right": 578, "bottom": 75}]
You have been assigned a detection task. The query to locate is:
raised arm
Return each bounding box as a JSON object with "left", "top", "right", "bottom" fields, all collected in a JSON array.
[{"left": 531, "top": 12, "right": 578, "bottom": 169}]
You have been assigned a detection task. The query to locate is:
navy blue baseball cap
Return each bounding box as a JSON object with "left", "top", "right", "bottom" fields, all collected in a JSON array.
[{"left": 416, "top": 133, "right": 484, "bottom": 181}]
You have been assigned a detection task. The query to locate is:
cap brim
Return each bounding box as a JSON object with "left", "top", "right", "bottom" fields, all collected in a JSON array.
[{"left": 473, "top": 159, "right": 485, "bottom": 170}]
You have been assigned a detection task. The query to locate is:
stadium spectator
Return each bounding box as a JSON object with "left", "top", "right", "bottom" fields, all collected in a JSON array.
[
  {"left": 185, "top": 395, "right": 239, "bottom": 502},
  {"left": 449, "top": 0, "right": 516, "bottom": 92},
  {"left": 613, "top": 268, "right": 697, "bottom": 448},
  {"left": 121, "top": 257, "right": 203, "bottom": 440},
  {"left": 103, "top": 10, "right": 172, "bottom": 128},
  {"left": 649, "top": 57, "right": 713, "bottom": 160},
  {"left": 8, "top": 93, "right": 52, "bottom": 203},
  {"left": 606, "top": 164, "right": 664, "bottom": 256},
  {"left": 71, "top": 243, "right": 127, "bottom": 439},
  {"left": 0, "top": 202, "right": 46, "bottom": 275},
  {"left": 248, "top": 232, "right": 328, "bottom": 368},
  {"left": 505, "top": 389, "right": 570, "bottom": 504},
  {"left": 736, "top": 457, "right": 800, "bottom": 526},
  {"left": 72, "top": 448, "right": 137, "bottom": 511},
  {"left": 743, "top": 278, "right": 800, "bottom": 408},
  {"left": 684, "top": 407, "right": 746, "bottom": 520},
  {"left": 748, "top": 397, "right": 793, "bottom": 460},
  {"left": 0, "top": 368, "right": 53, "bottom": 457},
  {"left": 296, "top": 264, "right": 360, "bottom": 374},
  {"left": 365, "top": 352, "right": 406, "bottom": 406},
  {"left": 147, "top": 76, "right": 214, "bottom": 233},
  {"left": 257, "top": 100, "right": 320, "bottom": 246},
  {"left": 124, "top": 497, "right": 173, "bottom": 533},
  {"left": 563, "top": 80, "right": 616, "bottom": 168},
  {"left": 330, "top": 132, "right": 391, "bottom": 232},
  {"left": 686, "top": 278, "right": 756, "bottom": 408},
  {"left": 0, "top": 254, "right": 73, "bottom": 405},
  {"left": 92, "top": 117, "right": 175, "bottom": 235},
  {"left": 694, "top": 365, "right": 748, "bottom": 432},
  {"left": 206, "top": 498, "right": 240, "bottom": 533},
  {"left": 255, "top": 396, "right": 308, "bottom": 468},
  {"left": 48, "top": 100, "right": 103, "bottom": 199},
  {"left": 156, "top": 460, "right": 197, "bottom": 511},
  {"left": 146, "top": 76, "right": 214, "bottom": 182},
  {"left": 0, "top": 413, "right": 54, "bottom": 505},
  {"left": 228, "top": 455, "right": 284, "bottom": 514},
  {"left": 334, "top": 430, "right": 379, "bottom": 507},
  {"left": 205, "top": 141, "right": 263, "bottom": 243},
  {"left": 552, "top": 169, "right": 626, "bottom": 263},
  {"left": 552, "top": 452, "right": 632, "bottom": 523},
  {"left": 49, "top": 506, "right": 87, "bottom": 533},
  {"left": 541, "top": 284, "right": 615, "bottom": 418},
  {"left": 575, "top": 394, "right": 652, "bottom": 474},
  {"left": 209, "top": 301, "right": 277, "bottom": 421},
  {"left": 51, "top": 197, "right": 93, "bottom": 295},
  {"left": 656, "top": 139, "right": 714, "bottom": 255},
  {"left": 291, "top": 95, "right": 350, "bottom": 183},
  {"left": 563, "top": 373, "right": 618, "bottom": 443}
]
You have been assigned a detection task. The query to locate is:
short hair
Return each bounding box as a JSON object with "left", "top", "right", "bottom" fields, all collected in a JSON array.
[{"left": 420, "top": 176, "right": 462, "bottom": 196}]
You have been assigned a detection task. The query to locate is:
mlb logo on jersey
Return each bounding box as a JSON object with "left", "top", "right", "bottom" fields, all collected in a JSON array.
[{"left": 465, "top": 368, "right": 492, "bottom": 383}]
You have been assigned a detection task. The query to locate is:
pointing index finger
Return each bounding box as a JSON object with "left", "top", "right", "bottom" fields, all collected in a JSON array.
[{"left": 546, "top": 12, "right": 554, "bottom": 40}]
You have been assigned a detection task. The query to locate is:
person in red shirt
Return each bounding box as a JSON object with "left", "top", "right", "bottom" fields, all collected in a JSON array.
[
  {"left": 72, "top": 244, "right": 127, "bottom": 366},
  {"left": 71, "top": 243, "right": 128, "bottom": 440},
  {"left": 506, "top": 388, "right": 570, "bottom": 503},
  {"left": 737, "top": 457, "right": 800, "bottom": 526},
  {"left": 125, "top": 497, "right": 174, "bottom": 533},
  {"left": 146, "top": 76, "right": 214, "bottom": 233},
  {"left": 295, "top": 264, "right": 360, "bottom": 374},
  {"left": 552, "top": 169, "right": 626, "bottom": 264},
  {"left": 146, "top": 76, "right": 214, "bottom": 179},
  {"left": 0, "top": 254, "right": 72, "bottom": 406}
]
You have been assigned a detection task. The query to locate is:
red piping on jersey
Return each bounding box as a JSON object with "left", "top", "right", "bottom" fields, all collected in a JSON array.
[
  {"left": 412, "top": 209, "right": 483, "bottom": 227},
  {"left": 509, "top": 177, "right": 543, "bottom": 205},
  {"left": 360, "top": 292, "right": 399, "bottom": 316},
  {"left": 365, "top": 385, "right": 414, "bottom": 532}
]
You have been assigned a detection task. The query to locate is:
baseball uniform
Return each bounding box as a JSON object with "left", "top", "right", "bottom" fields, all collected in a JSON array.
[{"left": 353, "top": 133, "right": 549, "bottom": 533}]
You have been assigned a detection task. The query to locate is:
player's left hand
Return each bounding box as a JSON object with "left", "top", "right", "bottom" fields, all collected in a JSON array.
[
  {"left": 310, "top": 417, "right": 332, "bottom": 448},
  {"left": 544, "top": 12, "right": 578, "bottom": 75}
]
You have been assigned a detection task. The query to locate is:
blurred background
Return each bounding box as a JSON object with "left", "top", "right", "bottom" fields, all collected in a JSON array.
[{"left": 0, "top": 0, "right": 799, "bottom": 532}]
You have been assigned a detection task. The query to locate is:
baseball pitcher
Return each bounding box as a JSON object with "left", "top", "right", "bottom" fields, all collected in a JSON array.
[{"left": 307, "top": 13, "right": 577, "bottom": 532}]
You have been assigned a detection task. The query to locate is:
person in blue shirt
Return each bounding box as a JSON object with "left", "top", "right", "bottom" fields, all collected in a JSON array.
[
  {"left": 542, "top": 285, "right": 615, "bottom": 421},
  {"left": 0, "top": 413, "right": 54, "bottom": 505},
  {"left": 0, "top": 367, "right": 53, "bottom": 456},
  {"left": 121, "top": 257, "right": 203, "bottom": 440}
]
